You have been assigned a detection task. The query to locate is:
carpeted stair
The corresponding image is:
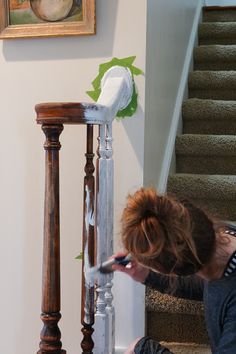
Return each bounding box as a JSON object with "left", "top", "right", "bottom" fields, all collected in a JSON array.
[{"left": 146, "top": 6, "right": 236, "bottom": 353}]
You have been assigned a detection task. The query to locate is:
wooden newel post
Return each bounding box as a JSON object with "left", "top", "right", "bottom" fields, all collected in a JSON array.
[{"left": 37, "top": 124, "right": 66, "bottom": 354}]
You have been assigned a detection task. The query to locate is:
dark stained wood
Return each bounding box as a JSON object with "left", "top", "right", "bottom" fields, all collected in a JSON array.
[
  {"left": 81, "top": 323, "right": 95, "bottom": 354},
  {"left": 35, "top": 102, "right": 108, "bottom": 125},
  {"left": 36, "top": 103, "right": 101, "bottom": 353},
  {"left": 81, "top": 125, "right": 95, "bottom": 354},
  {"left": 37, "top": 124, "right": 66, "bottom": 354},
  {"left": 203, "top": 6, "right": 236, "bottom": 11}
]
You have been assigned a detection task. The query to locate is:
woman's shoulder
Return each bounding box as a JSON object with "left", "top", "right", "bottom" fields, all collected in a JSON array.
[{"left": 207, "top": 272, "right": 236, "bottom": 292}]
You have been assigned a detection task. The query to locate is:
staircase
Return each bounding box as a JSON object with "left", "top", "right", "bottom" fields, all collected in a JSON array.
[{"left": 146, "top": 6, "right": 236, "bottom": 353}]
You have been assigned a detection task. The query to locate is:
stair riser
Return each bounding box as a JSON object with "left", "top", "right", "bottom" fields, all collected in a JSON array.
[
  {"left": 194, "top": 200, "right": 236, "bottom": 221},
  {"left": 203, "top": 10, "right": 236, "bottom": 22},
  {"left": 168, "top": 176, "right": 236, "bottom": 198},
  {"left": 194, "top": 45, "right": 236, "bottom": 70},
  {"left": 183, "top": 98, "right": 236, "bottom": 134},
  {"left": 195, "top": 62, "right": 236, "bottom": 70},
  {"left": 147, "top": 312, "right": 208, "bottom": 344},
  {"left": 176, "top": 156, "right": 236, "bottom": 175},
  {"left": 189, "top": 90, "right": 236, "bottom": 100},
  {"left": 199, "top": 23, "right": 236, "bottom": 45},
  {"left": 183, "top": 121, "right": 236, "bottom": 135},
  {"left": 167, "top": 189, "right": 236, "bottom": 220}
]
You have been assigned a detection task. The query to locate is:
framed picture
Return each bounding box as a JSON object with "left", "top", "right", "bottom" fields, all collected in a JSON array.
[{"left": 0, "top": 0, "right": 95, "bottom": 39}]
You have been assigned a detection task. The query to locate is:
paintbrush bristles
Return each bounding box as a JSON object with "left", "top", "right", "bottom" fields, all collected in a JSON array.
[{"left": 87, "top": 253, "right": 132, "bottom": 277}]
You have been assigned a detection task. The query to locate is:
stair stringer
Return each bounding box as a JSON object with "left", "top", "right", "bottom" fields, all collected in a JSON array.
[{"left": 158, "top": 1, "right": 204, "bottom": 192}]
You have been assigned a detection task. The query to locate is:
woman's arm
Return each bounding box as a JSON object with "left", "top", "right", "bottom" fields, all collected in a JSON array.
[{"left": 112, "top": 253, "right": 204, "bottom": 301}]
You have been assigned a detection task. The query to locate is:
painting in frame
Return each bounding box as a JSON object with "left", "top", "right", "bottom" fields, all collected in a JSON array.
[{"left": 0, "top": 0, "right": 95, "bottom": 39}]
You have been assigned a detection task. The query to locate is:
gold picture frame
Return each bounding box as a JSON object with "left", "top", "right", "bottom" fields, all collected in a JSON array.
[{"left": 0, "top": 0, "right": 95, "bottom": 39}]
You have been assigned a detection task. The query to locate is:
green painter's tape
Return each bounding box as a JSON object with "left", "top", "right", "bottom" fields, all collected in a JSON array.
[
  {"left": 86, "top": 56, "right": 144, "bottom": 119},
  {"left": 75, "top": 251, "right": 83, "bottom": 260}
]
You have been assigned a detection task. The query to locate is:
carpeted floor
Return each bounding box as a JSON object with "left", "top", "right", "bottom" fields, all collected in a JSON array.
[{"left": 146, "top": 6, "right": 236, "bottom": 352}]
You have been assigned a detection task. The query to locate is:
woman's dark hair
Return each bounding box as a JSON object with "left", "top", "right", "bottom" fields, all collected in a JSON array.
[{"left": 121, "top": 188, "right": 216, "bottom": 275}]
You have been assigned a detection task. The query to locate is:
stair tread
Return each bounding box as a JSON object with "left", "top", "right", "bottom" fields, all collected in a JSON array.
[
  {"left": 176, "top": 134, "right": 236, "bottom": 155},
  {"left": 160, "top": 342, "right": 211, "bottom": 354},
  {"left": 183, "top": 98, "right": 236, "bottom": 120}
]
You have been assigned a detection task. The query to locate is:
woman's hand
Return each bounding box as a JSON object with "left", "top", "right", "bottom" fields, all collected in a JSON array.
[{"left": 112, "top": 252, "right": 150, "bottom": 283}]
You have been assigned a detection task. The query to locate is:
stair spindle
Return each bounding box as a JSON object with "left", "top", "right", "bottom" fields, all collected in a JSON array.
[
  {"left": 81, "top": 124, "right": 95, "bottom": 354},
  {"left": 37, "top": 123, "right": 66, "bottom": 354},
  {"left": 104, "top": 123, "right": 115, "bottom": 354}
]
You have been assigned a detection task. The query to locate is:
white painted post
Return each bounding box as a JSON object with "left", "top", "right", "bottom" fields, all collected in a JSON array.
[{"left": 91, "top": 66, "right": 133, "bottom": 354}]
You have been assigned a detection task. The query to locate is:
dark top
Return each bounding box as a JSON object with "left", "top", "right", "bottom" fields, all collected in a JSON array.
[{"left": 145, "top": 225, "right": 236, "bottom": 354}]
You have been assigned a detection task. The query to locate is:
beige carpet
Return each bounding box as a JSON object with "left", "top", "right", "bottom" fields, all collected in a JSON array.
[{"left": 160, "top": 342, "right": 210, "bottom": 354}]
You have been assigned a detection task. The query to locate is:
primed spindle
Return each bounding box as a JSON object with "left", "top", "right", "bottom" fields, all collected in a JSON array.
[
  {"left": 93, "top": 125, "right": 109, "bottom": 354},
  {"left": 81, "top": 124, "right": 95, "bottom": 354},
  {"left": 104, "top": 123, "right": 115, "bottom": 354}
]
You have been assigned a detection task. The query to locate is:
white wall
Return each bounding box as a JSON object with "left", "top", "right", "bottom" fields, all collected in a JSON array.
[
  {"left": 0, "top": 1, "right": 146, "bottom": 353},
  {"left": 144, "top": 0, "right": 202, "bottom": 189}
]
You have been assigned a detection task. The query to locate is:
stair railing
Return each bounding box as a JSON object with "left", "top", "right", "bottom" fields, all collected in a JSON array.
[{"left": 35, "top": 65, "right": 133, "bottom": 354}]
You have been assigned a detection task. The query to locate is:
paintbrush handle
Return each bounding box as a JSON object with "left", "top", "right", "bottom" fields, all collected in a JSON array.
[
  {"left": 100, "top": 253, "right": 132, "bottom": 273},
  {"left": 115, "top": 254, "right": 132, "bottom": 266}
]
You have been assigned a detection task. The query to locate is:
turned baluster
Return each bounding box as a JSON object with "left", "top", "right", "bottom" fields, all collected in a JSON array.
[
  {"left": 93, "top": 125, "right": 109, "bottom": 354},
  {"left": 104, "top": 123, "right": 115, "bottom": 354},
  {"left": 37, "top": 124, "right": 66, "bottom": 354},
  {"left": 81, "top": 124, "right": 95, "bottom": 354}
]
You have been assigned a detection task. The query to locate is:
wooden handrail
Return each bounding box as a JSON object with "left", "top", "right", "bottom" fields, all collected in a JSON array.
[{"left": 36, "top": 102, "right": 109, "bottom": 125}]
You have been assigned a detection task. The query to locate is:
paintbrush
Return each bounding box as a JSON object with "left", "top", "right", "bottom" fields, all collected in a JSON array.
[{"left": 88, "top": 253, "right": 132, "bottom": 276}]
